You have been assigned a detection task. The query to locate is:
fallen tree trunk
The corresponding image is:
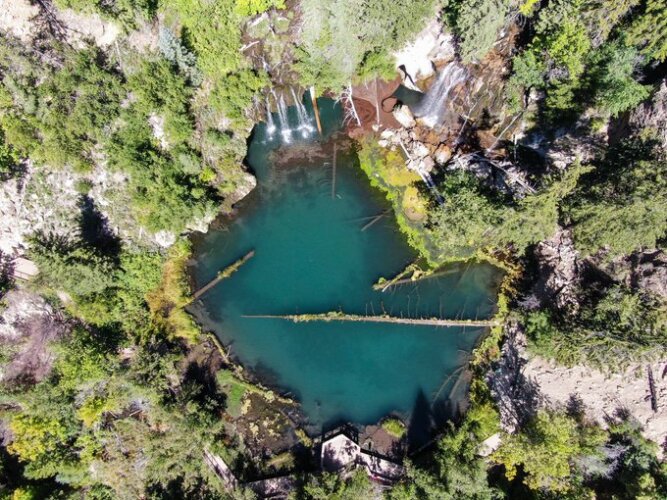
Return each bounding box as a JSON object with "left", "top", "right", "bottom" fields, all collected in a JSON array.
[
  {"left": 242, "top": 311, "right": 497, "bottom": 328},
  {"left": 192, "top": 250, "right": 255, "bottom": 301}
]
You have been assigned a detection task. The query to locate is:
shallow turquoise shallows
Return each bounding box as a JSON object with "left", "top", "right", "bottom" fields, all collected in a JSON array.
[{"left": 190, "top": 99, "right": 502, "bottom": 438}]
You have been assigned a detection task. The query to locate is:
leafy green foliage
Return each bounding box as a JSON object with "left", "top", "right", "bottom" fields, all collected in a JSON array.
[
  {"left": 381, "top": 417, "right": 406, "bottom": 438},
  {"left": 428, "top": 165, "right": 585, "bottom": 262},
  {"left": 296, "top": 0, "right": 435, "bottom": 89},
  {"left": 0, "top": 128, "right": 18, "bottom": 178},
  {"left": 588, "top": 418, "right": 667, "bottom": 499},
  {"left": 158, "top": 27, "right": 203, "bottom": 86},
  {"left": 455, "top": 0, "right": 512, "bottom": 62},
  {"left": 587, "top": 40, "right": 650, "bottom": 117},
  {"left": 493, "top": 410, "right": 605, "bottom": 493},
  {"left": 235, "top": 0, "right": 286, "bottom": 16},
  {"left": 29, "top": 235, "right": 163, "bottom": 331},
  {"left": 389, "top": 416, "right": 500, "bottom": 499},
  {"left": 429, "top": 172, "right": 504, "bottom": 260},
  {"left": 54, "top": 0, "right": 158, "bottom": 29},
  {"left": 526, "top": 285, "right": 667, "bottom": 371},
  {"left": 504, "top": 0, "right": 650, "bottom": 121},
  {"left": 1, "top": 47, "right": 123, "bottom": 172},
  {"left": 5, "top": 325, "right": 229, "bottom": 497},
  {"left": 582, "top": 0, "right": 639, "bottom": 45},
  {"left": 169, "top": 0, "right": 244, "bottom": 79},
  {"left": 628, "top": 0, "right": 667, "bottom": 62},
  {"left": 567, "top": 139, "right": 667, "bottom": 258},
  {"left": 299, "top": 469, "right": 374, "bottom": 499}
]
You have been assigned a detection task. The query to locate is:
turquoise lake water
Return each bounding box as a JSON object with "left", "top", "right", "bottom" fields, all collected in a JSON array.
[{"left": 190, "top": 99, "right": 502, "bottom": 436}]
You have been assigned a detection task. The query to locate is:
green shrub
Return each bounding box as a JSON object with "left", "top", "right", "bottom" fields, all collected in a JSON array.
[{"left": 381, "top": 417, "right": 407, "bottom": 438}]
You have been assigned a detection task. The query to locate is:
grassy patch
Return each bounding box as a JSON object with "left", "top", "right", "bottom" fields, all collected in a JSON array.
[
  {"left": 356, "top": 137, "right": 435, "bottom": 264},
  {"left": 381, "top": 417, "right": 406, "bottom": 438},
  {"left": 146, "top": 239, "right": 200, "bottom": 342},
  {"left": 224, "top": 382, "right": 247, "bottom": 418}
]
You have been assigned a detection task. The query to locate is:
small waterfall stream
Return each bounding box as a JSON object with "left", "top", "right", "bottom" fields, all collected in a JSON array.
[
  {"left": 415, "top": 62, "right": 467, "bottom": 128},
  {"left": 276, "top": 94, "right": 292, "bottom": 143},
  {"left": 265, "top": 97, "right": 276, "bottom": 136},
  {"left": 291, "top": 88, "right": 315, "bottom": 138},
  {"left": 264, "top": 88, "right": 316, "bottom": 144},
  {"left": 417, "top": 169, "right": 444, "bottom": 205}
]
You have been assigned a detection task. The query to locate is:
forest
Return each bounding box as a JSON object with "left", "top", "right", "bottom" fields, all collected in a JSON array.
[{"left": 0, "top": 0, "right": 666, "bottom": 499}]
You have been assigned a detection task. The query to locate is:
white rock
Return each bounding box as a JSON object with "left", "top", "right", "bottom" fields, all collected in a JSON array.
[
  {"left": 153, "top": 230, "right": 177, "bottom": 248},
  {"left": 412, "top": 142, "right": 430, "bottom": 159},
  {"left": 393, "top": 105, "right": 416, "bottom": 129},
  {"left": 393, "top": 18, "right": 456, "bottom": 84}
]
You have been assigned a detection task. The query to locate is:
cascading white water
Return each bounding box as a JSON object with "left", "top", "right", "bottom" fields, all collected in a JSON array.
[
  {"left": 265, "top": 97, "right": 276, "bottom": 136},
  {"left": 416, "top": 62, "right": 467, "bottom": 128},
  {"left": 276, "top": 94, "right": 292, "bottom": 143},
  {"left": 416, "top": 168, "right": 444, "bottom": 205},
  {"left": 290, "top": 88, "right": 314, "bottom": 138}
]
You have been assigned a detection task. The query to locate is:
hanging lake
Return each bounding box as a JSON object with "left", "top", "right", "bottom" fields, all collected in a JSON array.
[{"left": 189, "top": 98, "right": 503, "bottom": 438}]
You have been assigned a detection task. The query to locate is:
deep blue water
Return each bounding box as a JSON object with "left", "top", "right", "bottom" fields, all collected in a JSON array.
[{"left": 190, "top": 99, "right": 502, "bottom": 435}]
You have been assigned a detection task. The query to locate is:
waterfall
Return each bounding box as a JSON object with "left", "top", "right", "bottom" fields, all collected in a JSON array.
[
  {"left": 415, "top": 62, "right": 467, "bottom": 128},
  {"left": 265, "top": 97, "right": 276, "bottom": 136},
  {"left": 276, "top": 94, "right": 292, "bottom": 143},
  {"left": 264, "top": 88, "right": 317, "bottom": 144},
  {"left": 417, "top": 169, "right": 444, "bottom": 205},
  {"left": 290, "top": 88, "right": 314, "bottom": 138}
]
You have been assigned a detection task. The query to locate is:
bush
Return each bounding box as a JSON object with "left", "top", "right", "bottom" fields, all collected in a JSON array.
[
  {"left": 381, "top": 417, "right": 406, "bottom": 438},
  {"left": 455, "top": 0, "right": 512, "bottom": 62}
]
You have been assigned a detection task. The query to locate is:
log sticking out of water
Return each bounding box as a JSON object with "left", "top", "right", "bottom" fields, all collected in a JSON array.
[
  {"left": 310, "top": 85, "right": 323, "bottom": 135},
  {"left": 387, "top": 268, "right": 458, "bottom": 287},
  {"left": 374, "top": 262, "right": 467, "bottom": 291},
  {"left": 242, "top": 311, "right": 497, "bottom": 328},
  {"left": 373, "top": 262, "right": 419, "bottom": 292},
  {"left": 192, "top": 250, "right": 255, "bottom": 301}
]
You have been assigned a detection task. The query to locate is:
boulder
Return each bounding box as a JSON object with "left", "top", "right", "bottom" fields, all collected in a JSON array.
[
  {"left": 393, "top": 18, "right": 456, "bottom": 84},
  {"left": 392, "top": 105, "right": 416, "bottom": 129},
  {"left": 434, "top": 144, "right": 452, "bottom": 164},
  {"left": 420, "top": 156, "right": 435, "bottom": 173},
  {"left": 605, "top": 249, "right": 667, "bottom": 299}
]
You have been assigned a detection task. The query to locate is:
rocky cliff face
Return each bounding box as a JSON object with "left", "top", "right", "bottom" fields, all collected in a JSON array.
[
  {"left": 631, "top": 80, "right": 667, "bottom": 150},
  {"left": 0, "top": 290, "right": 71, "bottom": 385},
  {"left": 0, "top": 165, "right": 81, "bottom": 255}
]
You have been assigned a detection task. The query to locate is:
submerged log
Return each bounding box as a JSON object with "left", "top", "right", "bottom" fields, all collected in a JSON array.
[
  {"left": 192, "top": 250, "right": 255, "bottom": 301},
  {"left": 360, "top": 209, "right": 389, "bottom": 231},
  {"left": 331, "top": 143, "right": 337, "bottom": 199},
  {"left": 242, "top": 311, "right": 497, "bottom": 328}
]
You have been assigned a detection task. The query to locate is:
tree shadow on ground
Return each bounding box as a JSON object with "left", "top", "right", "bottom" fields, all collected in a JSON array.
[{"left": 78, "top": 195, "right": 122, "bottom": 262}]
